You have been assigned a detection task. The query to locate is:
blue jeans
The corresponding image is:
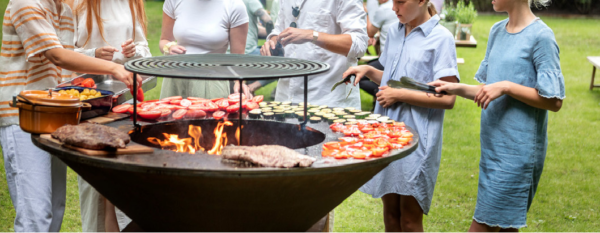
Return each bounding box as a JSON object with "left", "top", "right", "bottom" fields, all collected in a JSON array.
[{"left": 0, "top": 125, "right": 66, "bottom": 232}]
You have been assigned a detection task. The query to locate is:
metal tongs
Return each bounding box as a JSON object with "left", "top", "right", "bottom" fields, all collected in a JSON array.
[
  {"left": 387, "top": 76, "right": 447, "bottom": 95},
  {"left": 331, "top": 74, "right": 356, "bottom": 99}
]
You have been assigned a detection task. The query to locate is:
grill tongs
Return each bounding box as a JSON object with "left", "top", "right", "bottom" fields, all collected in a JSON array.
[{"left": 387, "top": 76, "right": 447, "bottom": 95}]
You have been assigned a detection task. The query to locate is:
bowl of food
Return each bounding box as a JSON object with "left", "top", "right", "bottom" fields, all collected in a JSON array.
[{"left": 55, "top": 87, "right": 115, "bottom": 120}]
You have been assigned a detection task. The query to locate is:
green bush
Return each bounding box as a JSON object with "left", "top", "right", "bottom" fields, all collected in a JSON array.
[
  {"left": 444, "top": 4, "right": 458, "bottom": 22},
  {"left": 456, "top": 0, "right": 477, "bottom": 24}
]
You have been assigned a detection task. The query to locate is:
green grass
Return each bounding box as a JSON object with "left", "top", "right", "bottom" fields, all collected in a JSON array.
[{"left": 2, "top": 1, "right": 600, "bottom": 231}]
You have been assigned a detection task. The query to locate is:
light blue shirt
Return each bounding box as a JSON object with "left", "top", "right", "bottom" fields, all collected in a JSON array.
[{"left": 360, "top": 14, "right": 459, "bottom": 214}]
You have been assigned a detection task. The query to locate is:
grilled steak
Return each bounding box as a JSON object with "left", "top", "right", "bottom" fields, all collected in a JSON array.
[
  {"left": 221, "top": 145, "right": 315, "bottom": 168},
  {"left": 51, "top": 123, "right": 130, "bottom": 150}
]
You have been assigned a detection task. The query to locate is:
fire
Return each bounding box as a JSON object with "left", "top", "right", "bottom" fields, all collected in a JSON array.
[{"left": 148, "top": 121, "right": 234, "bottom": 155}]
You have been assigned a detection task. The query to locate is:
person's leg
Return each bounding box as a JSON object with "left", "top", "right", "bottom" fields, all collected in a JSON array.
[
  {"left": 0, "top": 125, "right": 64, "bottom": 232},
  {"left": 104, "top": 199, "right": 120, "bottom": 232},
  {"left": 468, "top": 219, "right": 501, "bottom": 232},
  {"left": 398, "top": 195, "right": 423, "bottom": 232},
  {"left": 381, "top": 193, "right": 402, "bottom": 232},
  {"left": 79, "top": 176, "right": 105, "bottom": 232},
  {"left": 48, "top": 155, "right": 67, "bottom": 232}
]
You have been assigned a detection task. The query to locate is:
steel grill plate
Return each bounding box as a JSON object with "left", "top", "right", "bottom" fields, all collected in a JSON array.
[{"left": 125, "top": 54, "right": 330, "bottom": 80}]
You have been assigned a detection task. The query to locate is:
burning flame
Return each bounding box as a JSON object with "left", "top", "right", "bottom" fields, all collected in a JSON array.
[{"left": 148, "top": 121, "right": 234, "bottom": 155}]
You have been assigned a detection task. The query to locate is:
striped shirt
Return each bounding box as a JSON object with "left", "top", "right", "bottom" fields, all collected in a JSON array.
[{"left": 0, "top": 0, "right": 75, "bottom": 126}]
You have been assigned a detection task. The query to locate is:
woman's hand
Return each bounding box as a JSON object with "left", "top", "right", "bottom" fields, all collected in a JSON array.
[
  {"left": 376, "top": 86, "right": 401, "bottom": 108},
  {"left": 110, "top": 64, "right": 141, "bottom": 90},
  {"left": 233, "top": 82, "right": 253, "bottom": 99},
  {"left": 121, "top": 39, "right": 136, "bottom": 58},
  {"left": 168, "top": 45, "right": 187, "bottom": 55},
  {"left": 279, "top": 28, "right": 312, "bottom": 46},
  {"left": 260, "top": 38, "right": 277, "bottom": 56},
  {"left": 95, "top": 46, "right": 118, "bottom": 61},
  {"left": 342, "top": 65, "right": 372, "bottom": 86},
  {"left": 429, "top": 80, "right": 461, "bottom": 95},
  {"left": 474, "top": 81, "right": 511, "bottom": 110}
]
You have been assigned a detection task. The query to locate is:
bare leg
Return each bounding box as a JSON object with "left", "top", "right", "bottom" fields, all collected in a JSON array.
[
  {"left": 104, "top": 197, "right": 119, "bottom": 232},
  {"left": 500, "top": 227, "right": 519, "bottom": 232},
  {"left": 468, "top": 219, "right": 501, "bottom": 232},
  {"left": 381, "top": 194, "right": 402, "bottom": 232},
  {"left": 399, "top": 195, "right": 424, "bottom": 232}
]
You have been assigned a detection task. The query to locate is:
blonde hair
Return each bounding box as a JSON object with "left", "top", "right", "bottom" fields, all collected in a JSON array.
[
  {"left": 76, "top": 0, "right": 148, "bottom": 47},
  {"left": 529, "top": 0, "right": 551, "bottom": 8},
  {"left": 427, "top": 1, "right": 438, "bottom": 16}
]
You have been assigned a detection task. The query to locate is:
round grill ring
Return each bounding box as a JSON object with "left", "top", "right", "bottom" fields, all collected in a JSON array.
[{"left": 125, "top": 54, "right": 331, "bottom": 80}]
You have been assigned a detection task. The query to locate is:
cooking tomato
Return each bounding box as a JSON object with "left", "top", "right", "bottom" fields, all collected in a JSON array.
[
  {"left": 82, "top": 78, "right": 95, "bottom": 88},
  {"left": 334, "top": 151, "right": 349, "bottom": 159},
  {"left": 159, "top": 108, "right": 172, "bottom": 118},
  {"left": 179, "top": 99, "right": 192, "bottom": 107},
  {"left": 343, "top": 128, "right": 361, "bottom": 137},
  {"left": 359, "top": 126, "right": 374, "bottom": 133},
  {"left": 171, "top": 105, "right": 188, "bottom": 110},
  {"left": 226, "top": 104, "right": 240, "bottom": 113},
  {"left": 351, "top": 150, "right": 371, "bottom": 159},
  {"left": 329, "top": 123, "right": 346, "bottom": 132},
  {"left": 390, "top": 143, "right": 404, "bottom": 149},
  {"left": 213, "top": 111, "right": 226, "bottom": 120},
  {"left": 251, "top": 95, "right": 264, "bottom": 103},
  {"left": 162, "top": 96, "right": 182, "bottom": 101},
  {"left": 228, "top": 98, "right": 240, "bottom": 105},
  {"left": 185, "top": 109, "right": 206, "bottom": 119},
  {"left": 211, "top": 97, "right": 224, "bottom": 102},
  {"left": 228, "top": 93, "right": 246, "bottom": 100},
  {"left": 374, "top": 138, "right": 391, "bottom": 149},
  {"left": 321, "top": 149, "right": 339, "bottom": 158},
  {"left": 205, "top": 102, "right": 219, "bottom": 112},
  {"left": 140, "top": 102, "right": 156, "bottom": 111},
  {"left": 112, "top": 104, "right": 130, "bottom": 113},
  {"left": 136, "top": 88, "right": 144, "bottom": 102},
  {"left": 402, "top": 132, "right": 414, "bottom": 138},
  {"left": 172, "top": 109, "right": 187, "bottom": 120},
  {"left": 216, "top": 99, "right": 229, "bottom": 110},
  {"left": 371, "top": 147, "right": 389, "bottom": 157},
  {"left": 244, "top": 101, "right": 259, "bottom": 110},
  {"left": 170, "top": 99, "right": 182, "bottom": 105},
  {"left": 138, "top": 110, "right": 161, "bottom": 120},
  {"left": 187, "top": 97, "right": 209, "bottom": 102},
  {"left": 127, "top": 106, "right": 142, "bottom": 114},
  {"left": 323, "top": 142, "right": 341, "bottom": 150}
]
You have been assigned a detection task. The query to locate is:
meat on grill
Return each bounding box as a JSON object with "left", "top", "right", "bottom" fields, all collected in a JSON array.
[
  {"left": 221, "top": 145, "right": 315, "bottom": 168},
  {"left": 51, "top": 123, "right": 130, "bottom": 150}
]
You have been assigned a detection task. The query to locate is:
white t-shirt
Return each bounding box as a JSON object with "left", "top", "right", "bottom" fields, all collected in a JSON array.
[
  {"left": 164, "top": 0, "right": 249, "bottom": 54},
  {"left": 74, "top": 0, "right": 151, "bottom": 64},
  {"left": 371, "top": 0, "right": 397, "bottom": 51}
]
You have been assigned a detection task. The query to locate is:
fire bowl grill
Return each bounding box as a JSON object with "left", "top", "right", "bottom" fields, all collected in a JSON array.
[{"left": 32, "top": 118, "right": 419, "bottom": 231}]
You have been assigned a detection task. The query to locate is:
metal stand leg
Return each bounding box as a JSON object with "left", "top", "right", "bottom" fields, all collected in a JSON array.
[
  {"left": 302, "top": 75, "right": 308, "bottom": 129},
  {"left": 591, "top": 66, "right": 597, "bottom": 90},
  {"left": 238, "top": 79, "right": 243, "bottom": 145},
  {"left": 133, "top": 73, "right": 139, "bottom": 130}
]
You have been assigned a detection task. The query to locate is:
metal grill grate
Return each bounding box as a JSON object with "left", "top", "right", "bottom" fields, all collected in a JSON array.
[{"left": 125, "top": 54, "right": 330, "bottom": 80}]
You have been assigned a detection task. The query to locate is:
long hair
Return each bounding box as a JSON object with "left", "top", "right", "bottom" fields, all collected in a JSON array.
[
  {"left": 76, "top": 0, "right": 148, "bottom": 47},
  {"left": 427, "top": 1, "right": 438, "bottom": 16}
]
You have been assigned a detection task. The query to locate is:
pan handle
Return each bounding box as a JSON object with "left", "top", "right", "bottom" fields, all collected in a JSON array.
[{"left": 81, "top": 102, "right": 92, "bottom": 111}]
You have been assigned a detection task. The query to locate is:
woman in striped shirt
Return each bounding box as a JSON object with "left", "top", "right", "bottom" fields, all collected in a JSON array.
[{"left": 0, "top": 0, "right": 138, "bottom": 231}]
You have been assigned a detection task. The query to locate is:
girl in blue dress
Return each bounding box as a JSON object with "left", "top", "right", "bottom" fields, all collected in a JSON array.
[
  {"left": 343, "top": 0, "right": 459, "bottom": 231},
  {"left": 431, "top": 0, "right": 565, "bottom": 231}
]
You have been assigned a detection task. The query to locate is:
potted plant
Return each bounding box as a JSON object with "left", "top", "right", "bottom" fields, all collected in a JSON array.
[
  {"left": 456, "top": 0, "right": 477, "bottom": 41},
  {"left": 440, "top": 4, "right": 458, "bottom": 37}
]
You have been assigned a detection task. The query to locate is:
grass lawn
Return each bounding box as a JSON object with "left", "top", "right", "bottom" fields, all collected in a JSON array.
[{"left": 2, "top": 1, "right": 600, "bottom": 231}]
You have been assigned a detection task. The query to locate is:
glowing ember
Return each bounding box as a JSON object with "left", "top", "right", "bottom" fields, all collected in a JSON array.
[{"left": 148, "top": 121, "right": 234, "bottom": 155}]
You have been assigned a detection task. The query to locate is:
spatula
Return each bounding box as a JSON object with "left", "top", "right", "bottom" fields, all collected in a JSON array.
[{"left": 387, "top": 76, "right": 447, "bottom": 95}]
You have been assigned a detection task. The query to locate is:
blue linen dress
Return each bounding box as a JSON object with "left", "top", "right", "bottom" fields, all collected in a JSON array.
[
  {"left": 359, "top": 15, "right": 459, "bottom": 214},
  {"left": 473, "top": 19, "right": 565, "bottom": 228}
]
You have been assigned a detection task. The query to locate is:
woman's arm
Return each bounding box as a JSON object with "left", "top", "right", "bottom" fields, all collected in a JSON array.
[
  {"left": 475, "top": 81, "right": 563, "bottom": 112},
  {"left": 429, "top": 81, "right": 483, "bottom": 100},
  {"left": 229, "top": 23, "right": 249, "bottom": 54},
  {"left": 378, "top": 76, "right": 459, "bottom": 109},
  {"left": 342, "top": 65, "right": 384, "bottom": 85},
  {"left": 159, "top": 13, "right": 186, "bottom": 55}
]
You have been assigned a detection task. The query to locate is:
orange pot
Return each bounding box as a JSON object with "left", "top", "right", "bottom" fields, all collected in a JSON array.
[{"left": 14, "top": 90, "right": 90, "bottom": 134}]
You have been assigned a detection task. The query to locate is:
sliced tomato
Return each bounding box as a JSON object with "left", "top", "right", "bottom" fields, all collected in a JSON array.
[
  {"left": 228, "top": 93, "right": 245, "bottom": 101},
  {"left": 334, "top": 151, "right": 349, "bottom": 159},
  {"left": 170, "top": 99, "right": 182, "bottom": 105},
  {"left": 343, "top": 128, "right": 361, "bottom": 137},
  {"left": 213, "top": 111, "right": 226, "bottom": 120},
  {"left": 140, "top": 102, "right": 156, "bottom": 111},
  {"left": 138, "top": 110, "right": 161, "bottom": 120},
  {"left": 228, "top": 98, "right": 240, "bottom": 105},
  {"left": 179, "top": 99, "right": 192, "bottom": 107},
  {"left": 251, "top": 95, "right": 264, "bottom": 103},
  {"left": 388, "top": 131, "right": 402, "bottom": 138},
  {"left": 359, "top": 126, "right": 374, "bottom": 133},
  {"left": 244, "top": 101, "right": 259, "bottom": 110},
  {"left": 211, "top": 97, "right": 224, "bottom": 102},
  {"left": 159, "top": 108, "right": 172, "bottom": 118},
  {"left": 82, "top": 78, "right": 95, "bottom": 88},
  {"left": 226, "top": 104, "right": 240, "bottom": 113},
  {"left": 323, "top": 142, "right": 341, "bottom": 150},
  {"left": 321, "top": 149, "right": 339, "bottom": 158},
  {"left": 112, "top": 104, "right": 131, "bottom": 113},
  {"left": 371, "top": 147, "right": 389, "bottom": 157},
  {"left": 172, "top": 109, "right": 187, "bottom": 120},
  {"left": 351, "top": 150, "right": 371, "bottom": 159},
  {"left": 185, "top": 109, "right": 207, "bottom": 119},
  {"left": 162, "top": 96, "right": 182, "bottom": 101},
  {"left": 216, "top": 99, "right": 229, "bottom": 110},
  {"left": 187, "top": 97, "right": 209, "bottom": 101},
  {"left": 127, "top": 106, "right": 141, "bottom": 114},
  {"left": 136, "top": 87, "right": 144, "bottom": 102}
]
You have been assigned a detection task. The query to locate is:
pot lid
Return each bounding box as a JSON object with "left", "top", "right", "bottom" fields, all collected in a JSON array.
[{"left": 19, "top": 90, "right": 82, "bottom": 107}]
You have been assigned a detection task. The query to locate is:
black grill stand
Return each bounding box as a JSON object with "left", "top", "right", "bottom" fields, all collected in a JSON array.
[{"left": 126, "top": 54, "right": 329, "bottom": 146}]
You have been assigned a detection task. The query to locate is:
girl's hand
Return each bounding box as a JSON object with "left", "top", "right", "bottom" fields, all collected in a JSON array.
[
  {"left": 95, "top": 46, "right": 118, "bottom": 61},
  {"left": 233, "top": 82, "right": 253, "bottom": 99},
  {"left": 429, "top": 80, "right": 461, "bottom": 95},
  {"left": 110, "top": 64, "right": 141, "bottom": 91},
  {"left": 342, "top": 65, "right": 371, "bottom": 86},
  {"left": 376, "top": 86, "right": 400, "bottom": 108},
  {"left": 474, "top": 81, "right": 511, "bottom": 110},
  {"left": 121, "top": 39, "right": 136, "bottom": 58},
  {"left": 168, "top": 45, "right": 187, "bottom": 55}
]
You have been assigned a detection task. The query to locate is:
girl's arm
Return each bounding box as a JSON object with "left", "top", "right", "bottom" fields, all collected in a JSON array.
[
  {"left": 342, "top": 65, "right": 384, "bottom": 86},
  {"left": 429, "top": 81, "right": 483, "bottom": 100},
  {"left": 475, "top": 81, "right": 563, "bottom": 112},
  {"left": 159, "top": 13, "right": 186, "bottom": 55},
  {"left": 379, "top": 76, "right": 459, "bottom": 109},
  {"left": 229, "top": 23, "right": 249, "bottom": 54}
]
